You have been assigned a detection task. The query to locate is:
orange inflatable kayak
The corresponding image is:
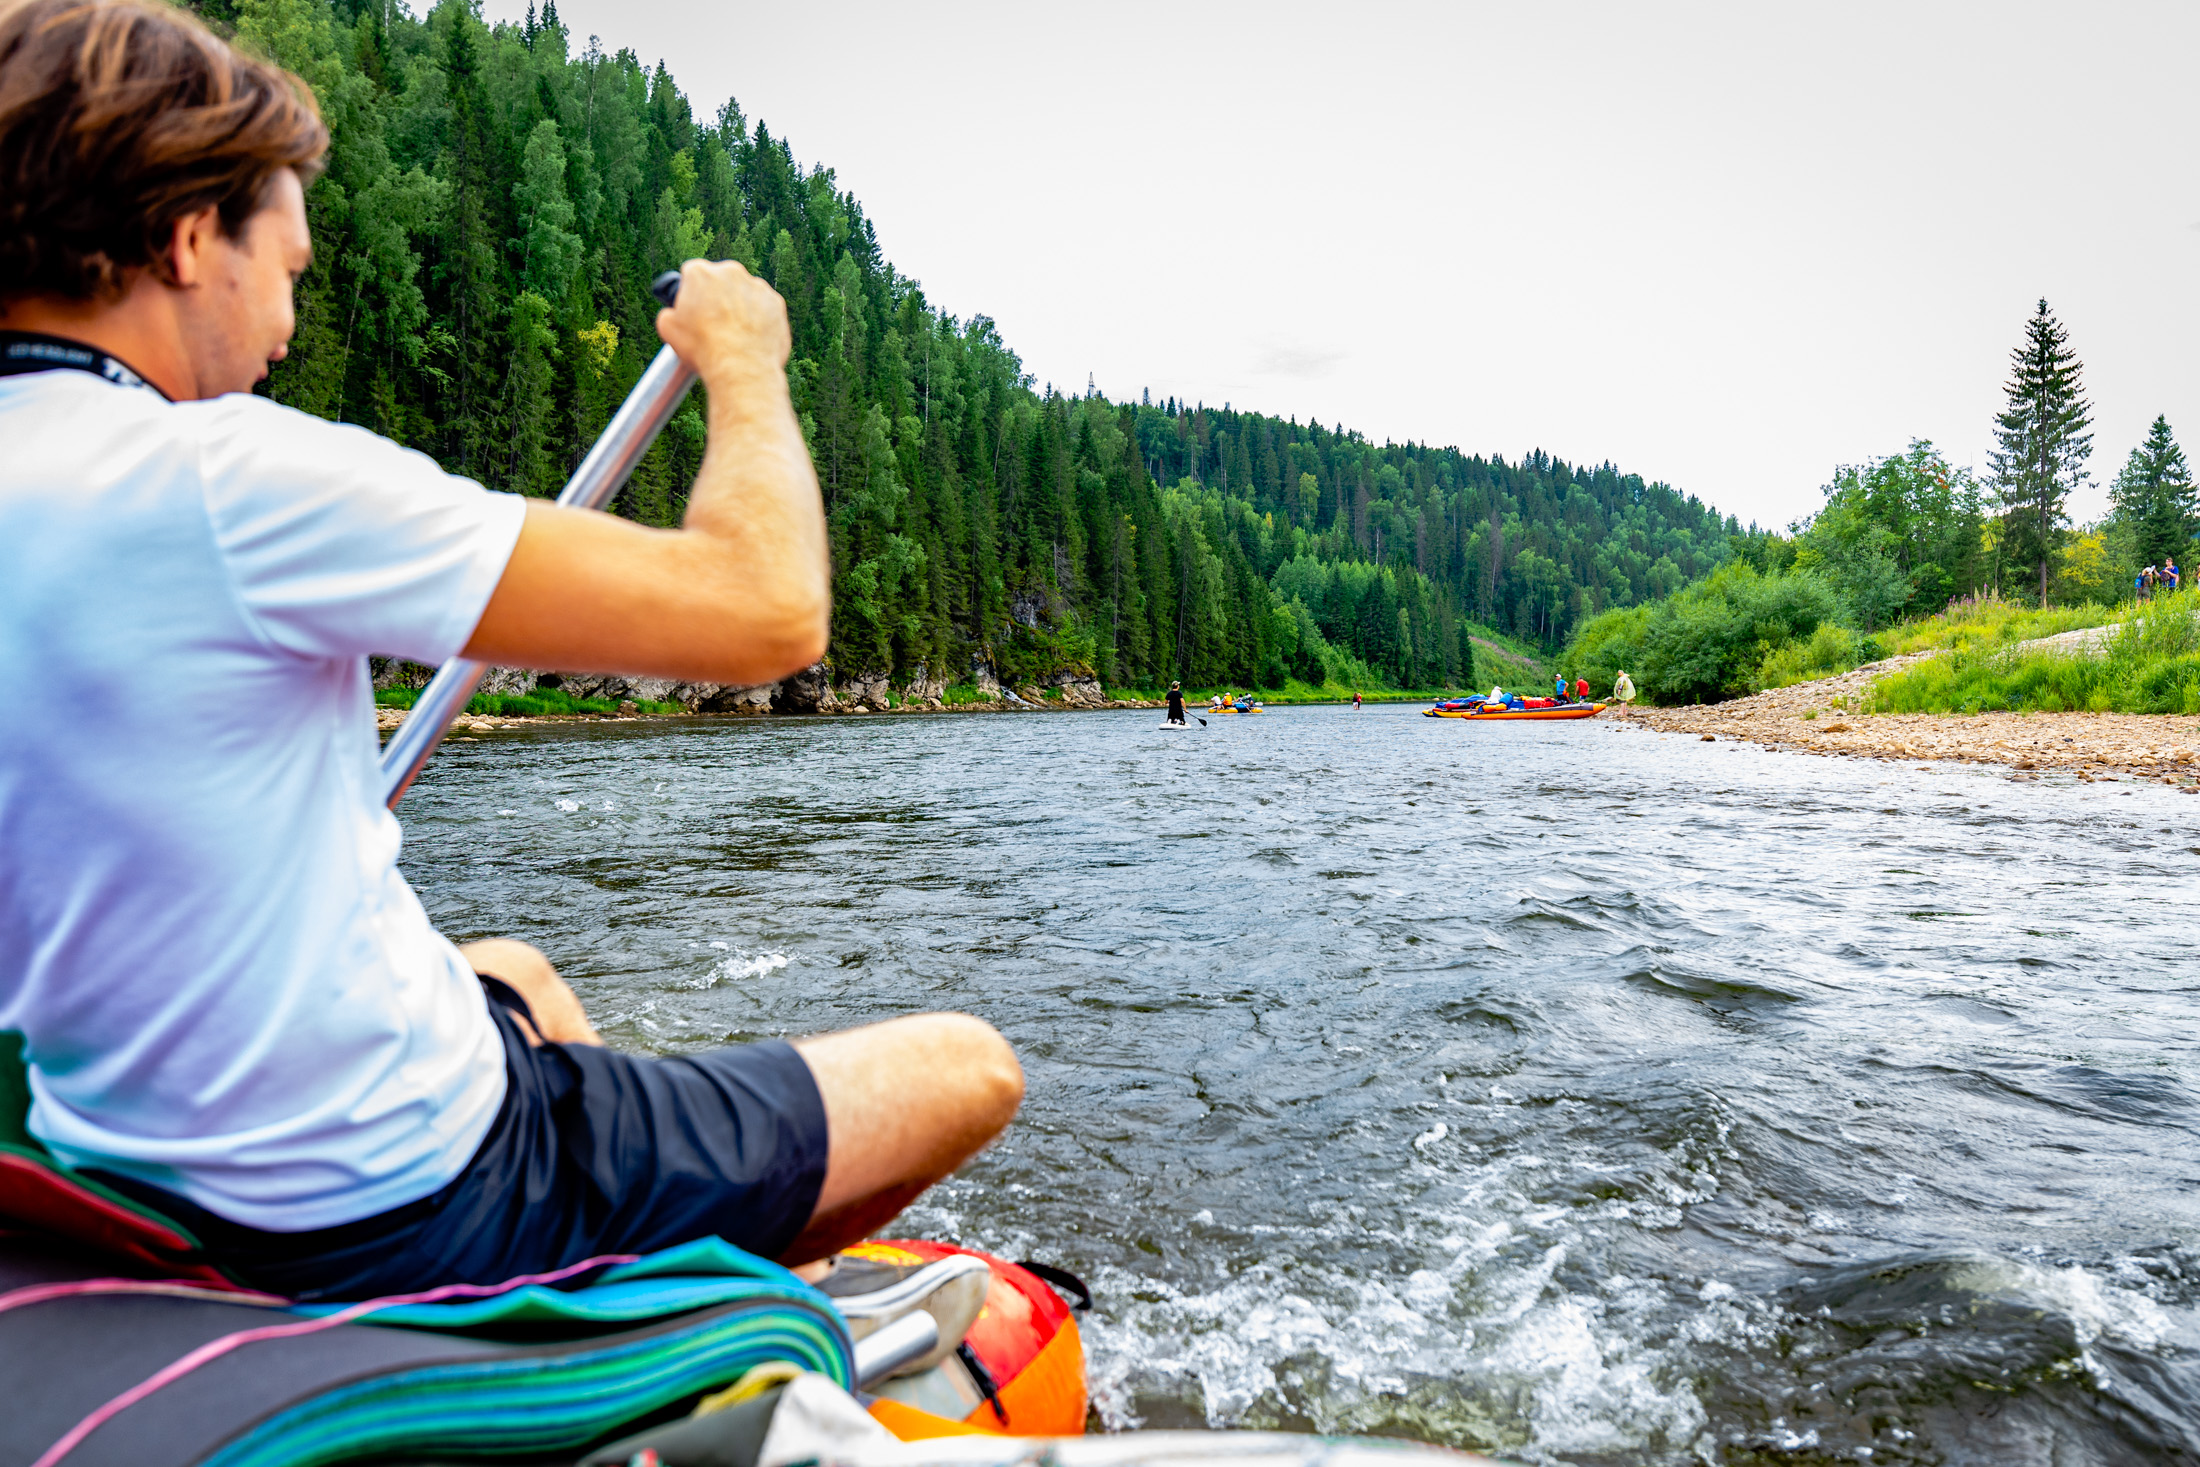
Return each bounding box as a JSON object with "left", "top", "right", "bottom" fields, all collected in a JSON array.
[{"left": 1424, "top": 701, "right": 1605, "bottom": 720}]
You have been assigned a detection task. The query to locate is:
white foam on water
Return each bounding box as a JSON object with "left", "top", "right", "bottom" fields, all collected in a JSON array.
[
  {"left": 1063, "top": 1094, "right": 1765, "bottom": 1461},
  {"left": 1945, "top": 1255, "right": 2180, "bottom": 1354},
  {"left": 1078, "top": 1246, "right": 1744, "bottom": 1462},
  {"left": 718, "top": 950, "right": 791, "bottom": 984},
  {"left": 554, "top": 798, "right": 581, "bottom": 812}
]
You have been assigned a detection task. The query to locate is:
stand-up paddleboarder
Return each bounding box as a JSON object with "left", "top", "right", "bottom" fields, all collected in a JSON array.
[
  {"left": 1165, "top": 681, "right": 1187, "bottom": 725},
  {"left": 0, "top": 0, "right": 1020, "bottom": 1300}
]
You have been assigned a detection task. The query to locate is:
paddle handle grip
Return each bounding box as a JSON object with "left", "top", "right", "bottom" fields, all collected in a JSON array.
[{"left": 379, "top": 272, "right": 697, "bottom": 808}]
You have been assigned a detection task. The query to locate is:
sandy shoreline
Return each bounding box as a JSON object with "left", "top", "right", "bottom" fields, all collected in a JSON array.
[{"left": 1610, "top": 639, "right": 2200, "bottom": 788}]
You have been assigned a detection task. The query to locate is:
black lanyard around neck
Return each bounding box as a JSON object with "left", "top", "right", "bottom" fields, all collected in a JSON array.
[{"left": 0, "top": 331, "right": 169, "bottom": 401}]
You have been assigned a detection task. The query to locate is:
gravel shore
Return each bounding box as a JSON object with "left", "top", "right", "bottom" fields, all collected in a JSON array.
[{"left": 1611, "top": 628, "right": 2200, "bottom": 788}]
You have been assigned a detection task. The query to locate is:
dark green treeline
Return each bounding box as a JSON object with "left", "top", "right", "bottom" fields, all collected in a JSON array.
[{"left": 208, "top": 0, "right": 1742, "bottom": 692}]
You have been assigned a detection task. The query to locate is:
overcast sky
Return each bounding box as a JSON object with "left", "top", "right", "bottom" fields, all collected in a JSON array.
[{"left": 486, "top": 0, "right": 2198, "bottom": 530}]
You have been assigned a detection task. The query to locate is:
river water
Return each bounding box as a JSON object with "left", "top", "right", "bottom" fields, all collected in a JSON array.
[{"left": 398, "top": 703, "right": 2200, "bottom": 1466}]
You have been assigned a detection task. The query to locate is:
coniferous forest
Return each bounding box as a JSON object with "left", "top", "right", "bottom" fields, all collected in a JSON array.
[{"left": 209, "top": 0, "right": 1746, "bottom": 695}]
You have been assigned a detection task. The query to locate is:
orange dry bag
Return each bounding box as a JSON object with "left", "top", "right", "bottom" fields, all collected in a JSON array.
[{"left": 848, "top": 1239, "right": 1090, "bottom": 1439}]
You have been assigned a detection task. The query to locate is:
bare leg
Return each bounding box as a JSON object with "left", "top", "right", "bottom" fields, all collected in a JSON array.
[
  {"left": 458, "top": 938, "right": 603, "bottom": 1046},
  {"left": 453, "top": 947, "right": 1016, "bottom": 1267},
  {"left": 778, "top": 1013, "right": 1024, "bottom": 1266}
]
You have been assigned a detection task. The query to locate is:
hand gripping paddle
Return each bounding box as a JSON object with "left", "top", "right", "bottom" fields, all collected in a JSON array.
[{"left": 379, "top": 271, "right": 696, "bottom": 808}]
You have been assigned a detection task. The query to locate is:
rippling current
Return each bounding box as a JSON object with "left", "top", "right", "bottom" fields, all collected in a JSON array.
[{"left": 398, "top": 704, "right": 2200, "bottom": 1465}]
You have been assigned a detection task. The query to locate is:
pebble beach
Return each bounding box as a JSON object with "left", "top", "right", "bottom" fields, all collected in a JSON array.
[{"left": 1611, "top": 628, "right": 2200, "bottom": 788}]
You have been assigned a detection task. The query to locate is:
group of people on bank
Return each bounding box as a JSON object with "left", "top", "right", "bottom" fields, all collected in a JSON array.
[{"left": 2138, "top": 560, "right": 2181, "bottom": 600}]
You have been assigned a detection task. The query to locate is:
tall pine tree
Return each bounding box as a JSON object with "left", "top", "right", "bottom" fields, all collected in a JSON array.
[
  {"left": 1989, "top": 300, "right": 2093, "bottom": 604},
  {"left": 2110, "top": 415, "right": 2194, "bottom": 568}
]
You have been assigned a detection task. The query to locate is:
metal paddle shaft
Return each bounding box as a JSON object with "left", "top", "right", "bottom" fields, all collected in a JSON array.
[
  {"left": 852, "top": 1309, "right": 941, "bottom": 1388},
  {"left": 380, "top": 271, "right": 697, "bottom": 808}
]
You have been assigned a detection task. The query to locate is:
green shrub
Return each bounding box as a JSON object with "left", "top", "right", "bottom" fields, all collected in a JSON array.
[
  {"left": 1755, "top": 621, "right": 1878, "bottom": 689},
  {"left": 1562, "top": 562, "right": 1838, "bottom": 704}
]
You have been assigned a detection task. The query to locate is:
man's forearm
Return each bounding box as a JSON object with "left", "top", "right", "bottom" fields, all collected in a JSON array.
[
  {"left": 678, "top": 362, "right": 830, "bottom": 666},
  {"left": 461, "top": 260, "right": 831, "bottom": 687}
]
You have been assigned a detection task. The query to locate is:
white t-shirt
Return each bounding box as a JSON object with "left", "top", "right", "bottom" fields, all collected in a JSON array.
[{"left": 0, "top": 370, "right": 527, "bottom": 1230}]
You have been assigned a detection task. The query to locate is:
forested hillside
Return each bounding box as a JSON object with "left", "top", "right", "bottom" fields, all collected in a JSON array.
[{"left": 210, "top": 0, "right": 1743, "bottom": 695}]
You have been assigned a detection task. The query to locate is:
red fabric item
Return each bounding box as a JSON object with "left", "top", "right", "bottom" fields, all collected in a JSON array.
[{"left": 0, "top": 1150, "right": 237, "bottom": 1286}]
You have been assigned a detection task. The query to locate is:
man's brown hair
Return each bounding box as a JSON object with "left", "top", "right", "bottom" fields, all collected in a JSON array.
[{"left": 0, "top": 0, "right": 327, "bottom": 301}]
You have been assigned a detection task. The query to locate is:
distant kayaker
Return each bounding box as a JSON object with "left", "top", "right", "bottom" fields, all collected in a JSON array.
[
  {"left": 1166, "top": 681, "right": 1187, "bottom": 724},
  {"left": 1614, "top": 671, "right": 1637, "bottom": 703},
  {"left": 0, "top": 0, "right": 1020, "bottom": 1301}
]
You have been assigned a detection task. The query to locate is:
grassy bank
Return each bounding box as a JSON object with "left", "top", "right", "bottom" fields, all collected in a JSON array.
[
  {"left": 1459, "top": 622, "right": 1549, "bottom": 689},
  {"left": 1870, "top": 589, "right": 2200, "bottom": 715},
  {"left": 376, "top": 686, "right": 686, "bottom": 718},
  {"left": 1752, "top": 594, "right": 2123, "bottom": 692},
  {"left": 1871, "top": 594, "right": 2122, "bottom": 660},
  {"left": 1566, "top": 566, "right": 2134, "bottom": 707}
]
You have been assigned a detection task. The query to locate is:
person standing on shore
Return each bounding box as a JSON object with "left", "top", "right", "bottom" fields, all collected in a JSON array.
[
  {"left": 1352, "top": 691, "right": 1362, "bottom": 710},
  {"left": 1614, "top": 671, "right": 1636, "bottom": 703},
  {"left": 2167, "top": 559, "right": 2181, "bottom": 594},
  {"left": 0, "top": 0, "right": 1020, "bottom": 1301}
]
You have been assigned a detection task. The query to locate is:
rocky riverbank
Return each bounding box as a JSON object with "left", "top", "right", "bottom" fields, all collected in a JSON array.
[
  {"left": 372, "top": 656, "right": 1154, "bottom": 726},
  {"left": 1610, "top": 629, "right": 2200, "bottom": 788},
  {"left": 373, "top": 658, "right": 1160, "bottom": 735}
]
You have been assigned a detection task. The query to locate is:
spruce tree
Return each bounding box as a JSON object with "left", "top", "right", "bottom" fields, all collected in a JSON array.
[
  {"left": 1989, "top": 300, "right": 2093, "bottom": 604},
  {"left": 2110, "top": 415, "right": 2194, "bottom": 567}
]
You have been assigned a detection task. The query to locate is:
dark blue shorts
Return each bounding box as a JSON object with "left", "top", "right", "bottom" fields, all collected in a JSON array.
[{"left": 97, "top": 978, "right": 830, "bottom": 1301}]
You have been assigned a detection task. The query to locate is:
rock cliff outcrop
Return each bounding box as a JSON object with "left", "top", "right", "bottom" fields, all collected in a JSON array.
[{"left": 372, "top": 653, "right": 1150, "bottom": 719}]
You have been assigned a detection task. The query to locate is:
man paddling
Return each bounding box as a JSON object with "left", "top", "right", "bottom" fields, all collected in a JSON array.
[
  {"left": 0, "top": 0, "right": 1021, "bottom": 1300},
  {"left": 1165, "top": 681, "right": 1187, "bottom": 725}
]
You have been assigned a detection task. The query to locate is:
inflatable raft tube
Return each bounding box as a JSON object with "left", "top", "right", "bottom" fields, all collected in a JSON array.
[
  {"left": 587, "top": 1362, "right": 1514, "bottom": 1467},
  {"left": 825, "top": 1433, "right": 1505, "bottom": 1467},
  {"left": 0, "top": 1236, "right": 853, "bottom": 1467}
]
